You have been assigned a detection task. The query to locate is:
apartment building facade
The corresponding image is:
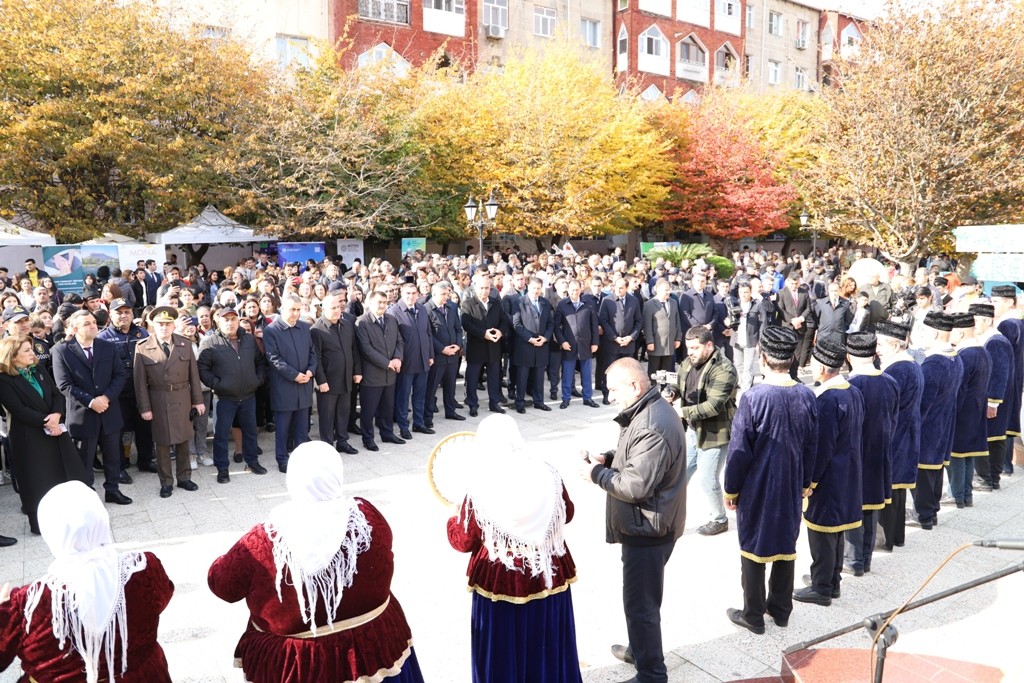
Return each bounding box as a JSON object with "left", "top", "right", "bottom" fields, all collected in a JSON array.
[
  {"left": 743, "top": 0, "right": 819, "bottom": 92},
  {"left": 820, "top": 9, "right": 867, "bottom": 85}
]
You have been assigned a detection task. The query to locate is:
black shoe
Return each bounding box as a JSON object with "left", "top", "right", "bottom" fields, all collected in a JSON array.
[
  {"left": 469, "top": 407, "right": 479, "bottom": 417},
  {"left": 137, "top": 461, "right": 159, "bottom": 473},
  {"left": 177, "top": 480, "right": 199, "bottom": 491},
  {"left": 572, "top": 389, "right": 582, "bottom": 398},
  {"left": 93, "top": 458, "right": 103, "bottom": 471},
  {"left": 382, "top": 434, "right": 406, "bottom": 445},
  {"left": 278, "top": 463, "right": 288, "bottom": 473},
  {"left": 337, "top": 442, "right": 358, "bottom": 455},
  {"left": 560, "top": 400, "right": 570, "bottom": 409},
  {"left": 455, "top": 401, "right": 465, "bottom": 408},
  {"left": 265, "top": 423, "right": 276, "bottom": 432},
  {"left": 159, "top": 485, "right": 173, "bottom": 498},
  {"left": 489, "top": 406, "right": 506, "bottom": 414},
  {"left": 583, "top": 399, "right": 600, "bottom": 408},
  {"left": 119, "top": 470, "right": 133, "bottom": 485},
  {"left": 770, "top": 613, "right": 789, "bottom": 628},
  {"left": 400, "top": 428, "right": 413, "bottom": 440},
  {"left": 348, "top": 424, "right": 361, "bottom": 435},
  {"left": 533, "top": 403, "right": 552, "bottom": 411},
  {"left": 516, "top": 406, "right": 526, "bottom": 414},
  {"left": 0, "top": 535, "right": 17, "bottom": 547},
  {"left": 104, "top": 490, "right": 133, "bottom": 505},
  {"left": 602, "top": 395, "right": 610, "bottom": 405},
  {"left": 413, "top": 425, "right": 435, "bottom": 435},
  {"left": 549, "top": 389, "right": 558, "bottom": 401},
  {"left": 801, "top": 575, "right": 841, "bottom": 598},
  {"left": 446, "top": 413, "right": 467, "bottom": 421},
  {"left": 233, "top": 452, "right": 243, "bottom": 463},
  {"left": 726, "top": 607, "right": 765, "bottom": 635},
  {"left": 610, "top": 644, "right": 635, "bottom": 665},
  {"left": 246, "top": 462, "right": 268, "bottom": 475},
  {"left": 499, "top": 398, "right": 510, "bottom": 407},
  {"left": 256, "top": 446, "right": 264, "bottom": 455},
  {"left": 793, "top": 586, "right": 832, "bottom": 606},
  {"left": 363, "top": 440, "right": 379, "bottom": 452},
  {"left": 841, "top": 563, "right": 864, "bottom": 577},
  {"left": 217, "top": 469, "right": 230, "bottom": 484}
]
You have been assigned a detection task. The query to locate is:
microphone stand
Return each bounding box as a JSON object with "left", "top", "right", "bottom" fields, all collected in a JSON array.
[{"left": 783, "top": 559, "right": 1024, "bottom": 683}]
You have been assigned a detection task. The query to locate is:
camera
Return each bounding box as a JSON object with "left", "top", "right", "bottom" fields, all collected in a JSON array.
[{"left": 652, "top": 370, "right": 680, "bottom": 403}]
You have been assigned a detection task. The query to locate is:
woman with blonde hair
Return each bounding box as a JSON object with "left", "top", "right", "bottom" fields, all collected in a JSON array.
[{"left": 0, "top": 336, "right": 85, "bottom": 535}]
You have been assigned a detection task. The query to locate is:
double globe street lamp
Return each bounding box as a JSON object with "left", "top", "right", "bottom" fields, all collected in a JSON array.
[{"left": 463, "top": 194, "right": 500, "bottom": 260}]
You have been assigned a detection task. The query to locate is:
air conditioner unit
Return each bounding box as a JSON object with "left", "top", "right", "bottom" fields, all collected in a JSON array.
[
  {"left": 795, "top": 38, "right": 807, "bottom": 49},
  {"left": 486, "top": 24, "right": 506, "bottom": 39}
]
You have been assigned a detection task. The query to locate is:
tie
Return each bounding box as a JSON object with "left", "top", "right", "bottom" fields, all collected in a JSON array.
[
  {"left": 377, "top": 317, "right": 385, "bottom": 331},
  {"left": 410, "top": 307, "right": 417, "bottom": 320},
  {"left": 533, "top": 299, "right": 541, "bottom": 314},
  {"left": 84, "top": 346, "right": 93, "bottom": 366},
  {"left": 440, "top": 305, "right": 447, "bottom": 323},
  {"left": 162, "top": 342, "right": 171, "bottom": 359},
  {"left": 574, "top": 301, "right": 581, "bottom": 312}
]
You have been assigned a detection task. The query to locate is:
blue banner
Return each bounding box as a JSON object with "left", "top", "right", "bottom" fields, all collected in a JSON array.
[{"left": 277, "top": 242, "right": 325, "bottom": 272}]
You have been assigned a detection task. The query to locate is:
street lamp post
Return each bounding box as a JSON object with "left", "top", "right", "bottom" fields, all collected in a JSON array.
[
  {"left": 463, "top": 194, "right": 500, "bottom": 261},
  {"left": 800, "top": 210, "right": 818, "bottom": 254}
]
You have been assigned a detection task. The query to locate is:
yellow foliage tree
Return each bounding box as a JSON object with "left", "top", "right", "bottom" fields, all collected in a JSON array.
[{"left": 410, "top": 42, "right": 673, "bottom": 246}]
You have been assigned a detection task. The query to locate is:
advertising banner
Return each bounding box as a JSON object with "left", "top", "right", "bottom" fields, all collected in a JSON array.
[
  {"left": 277, "top": 242, "right": 326, "bottom": 272},
  {"left": 42, "top": 245, "right": 84, "bottom": 292},
  {"left": 336, "top": 239, "right": 364, "bottom": 267},
  {"left": 400, "top": 237, "right": 427, "bottom": 256},
  {"left": 639, "top": 241, "right": 680, "bottom": 257},
  {"left": 117, "top": 243, "right": 166, "bottom": 273}
]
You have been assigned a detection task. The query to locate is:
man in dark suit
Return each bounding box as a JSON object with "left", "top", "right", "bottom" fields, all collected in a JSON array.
[
  {"left": 424, "top": 282, "right": 465, "bottom": 427},
  {"left": 263, "top": 294, "right": 317, "bottom": 472},
  {"left": 388, "top": 282, "right": 435, "bottom": 439},
  {"left": 776, "top": 272, "right": 813, "bottom": 377},
  {"left": 354, "top": 290, "right": 405, "bottom": 451},
  {"left": 51, "top": 310, "right": 132, "bottom": 504},
  {"left": 501, "top": 271, "right": 527, "bottom": 399},
  {"left": 678, "top": 270, "right": 720, "bottom": 339},
  {"left": 643, "top": 278, "right": 683, "bottom": 374},
  {"left": 814, "top": 280, "right": 854, "bottom": 346},
  {"left": 597, "top": 278, "right": 642, "bottom": 404},
  {"left": 512, "top": 277, "right": 555, "bottom": 413},
  {"left": 554, "top": 279, "right": 600, "bottom": 408},
  {"left": 311, "top": 292, "right": 362, "bottom": 455},
  {"left": 461, "top": 274, "right": 507, "bottom": 417},
  {"left": 142, "top": 260, "right": 161, "bottom": 306}
]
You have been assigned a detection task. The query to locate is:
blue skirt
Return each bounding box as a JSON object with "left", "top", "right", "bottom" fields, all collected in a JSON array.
[
  {"left": 389, "top": 646, "right": 426, "bottom": 683},
  {"left": 470, "top": 586, "right": 583, "bottom": 683}
]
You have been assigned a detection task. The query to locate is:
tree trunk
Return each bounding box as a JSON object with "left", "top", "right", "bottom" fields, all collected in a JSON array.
[
  {"left": 182, "top": 244, "right": 210, "bottom": 268},
  {"left": 440, "top": 241, "right": 450, "bottom": 256},
  {"left": 533, "top": 236, "right": 546, "bottom": 254}
]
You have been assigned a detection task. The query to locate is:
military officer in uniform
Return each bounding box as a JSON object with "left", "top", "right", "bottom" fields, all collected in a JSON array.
[{"left": 133, "top": 306, "right": 206, "bottom": 498}]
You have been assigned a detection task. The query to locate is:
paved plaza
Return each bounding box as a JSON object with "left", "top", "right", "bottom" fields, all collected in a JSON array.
[{"left": 0, "top": 397, "right": 1022, "bottom": 682}]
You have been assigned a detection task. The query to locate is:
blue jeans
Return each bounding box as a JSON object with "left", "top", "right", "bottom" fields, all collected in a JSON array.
[
  {"left": 561, "top": 357, "right": 593, "bottom": 401},
  {"left": 947, "top": 457, "right": 975, "bottom": 504},
  {"left": 394, "top": 370, "right": 428, "bottom": 430},
  {"left": 844, "top": 510, "right": 877, "bottom": 572},
  {"left": 213, "top": 396, "right": 257, "bottom": 471},
  {"left": 274, "top": 408, "right": 310, "bottom": 466},
  {"left": 684, "top": 428, "right": 726, "bottom": 524}
]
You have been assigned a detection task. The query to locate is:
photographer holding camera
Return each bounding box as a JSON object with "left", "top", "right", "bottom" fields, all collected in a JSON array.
[{"left": 674, "top": 326, "right": 738, "bottom": 536}]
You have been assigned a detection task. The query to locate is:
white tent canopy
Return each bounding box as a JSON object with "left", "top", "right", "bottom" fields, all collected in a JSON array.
[
  {"left": 0, "top": 217, "right": 57, "bottom": 246},
  {"left": 81, "top": 232, "right": 138, "bottom": 245},
  {"left": 146, "top": 205, "right": 264, "bottom": 245}
]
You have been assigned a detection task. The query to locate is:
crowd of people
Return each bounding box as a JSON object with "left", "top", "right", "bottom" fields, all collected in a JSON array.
[{"left": 0, "top": 242, "right": 1019, "bottom": 683}]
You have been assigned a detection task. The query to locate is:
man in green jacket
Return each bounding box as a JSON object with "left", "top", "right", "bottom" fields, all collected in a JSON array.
[{"left": 676, "top": 325, "right": 738, "bottom": 535}]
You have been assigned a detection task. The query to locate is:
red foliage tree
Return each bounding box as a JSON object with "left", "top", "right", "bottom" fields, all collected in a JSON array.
[{"left": 655, "top": 100, "right": 797, "bottom": 240}]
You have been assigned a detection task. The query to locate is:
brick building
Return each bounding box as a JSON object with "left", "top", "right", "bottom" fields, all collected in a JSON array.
[{"left": 819, "top": 9, "right": 867, "bottom": 86}]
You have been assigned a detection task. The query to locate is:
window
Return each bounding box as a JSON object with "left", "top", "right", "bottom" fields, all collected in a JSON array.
[
  {"left": 795, "top": 19, "right": 809, "bottom": 48},
  {"left": 429, "top": 0, "right": 464, "bottom": 12},
  {"left": 745, "top": 4, "right": 754, "bottom": 28},
  {"left": 768, "top": 59, "right": 781, "bottom": 85},
  {"left": 275, "top": 35, "right": 310, "bottom": 68},
  {"left": 202, "top": 26, "right": 229, "bottom": 41},
  {"left": 677, "top": 36, "right": 706, "bottom": 65},
  {"left": 768, "top": 11, "right": 782, "bottom": 36},
  {"left": 618, "top": 0, "right": 627, "bottom": 10},
  {"left": 639, "top": 25, "right": 667, "bottom": 57},
  {"left": 580, "top": 19, "right": 601, "bottom": 48},
  {"left": 358, "top": 0, "right": 410, "bottom": 24},
  {"left": 484, "top": 0, "right": 508, "bottom": 29},
  {"left": 534, "top": 7, "right": 556, "bottom": 37},
  {"left": 716, "top": 0, "right": 736, "bottom": 15},
  {"left": 744, "top": 53, "right": 751, "bottom": 79},
  {"left": 795, "top": 68, "right": 807, "bottom": 90},
  {"left": 715, "top": 47, "right": 735, "bottom": 71},
  {"left": 618, "top": 25, "right": 629, "bottom": 57}
]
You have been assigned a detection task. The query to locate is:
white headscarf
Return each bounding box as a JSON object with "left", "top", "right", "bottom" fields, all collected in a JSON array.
[
  {"left": 264, "top": 441, "right": 372, "bottom": 634},
  {"left": 25, "top": 481, "right": 147, "bottom": 683},
  {"left": 465, "top": 414, "right": 567, "bottom": 589}
]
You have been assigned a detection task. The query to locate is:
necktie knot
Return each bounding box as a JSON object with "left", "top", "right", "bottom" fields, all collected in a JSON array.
[{"left": 162, "top": 342, "right": 171, "bottom": 358}]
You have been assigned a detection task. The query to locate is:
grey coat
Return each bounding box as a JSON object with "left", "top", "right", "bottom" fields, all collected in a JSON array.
[{"left": 642, "top": 297, "right": 682, "bottom": 357}]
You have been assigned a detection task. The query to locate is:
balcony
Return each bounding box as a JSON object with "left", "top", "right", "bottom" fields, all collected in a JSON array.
[
  {"left": 358, "top": 0, "right": 410, "bottom": 24},
  {"left": 423, "top": 6, "right": 464, "bottom": 36},
  {"left": 677, "top": 58, "right": 708, "bottom": 83},
  {"left": 714, "top": 66, "right": 739, "bottom": 87}
]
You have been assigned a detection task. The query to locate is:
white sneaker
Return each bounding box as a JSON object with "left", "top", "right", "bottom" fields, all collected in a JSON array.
[
  {"left": 199, "top": 456, "right": 214, "bottom": 467},
  {"left": 189, "top": 454, "right": 198, "bottom": 470},
  {"left": 0, "top": 471, "right": 7, "bottom": 485}
]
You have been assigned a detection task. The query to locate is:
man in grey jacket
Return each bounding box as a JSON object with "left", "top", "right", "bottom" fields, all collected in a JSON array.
[{"left": 581, "top": 357, "right": 686, "bottom": 683}]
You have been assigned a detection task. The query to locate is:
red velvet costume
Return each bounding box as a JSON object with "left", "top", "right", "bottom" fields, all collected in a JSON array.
[
  {"left": 447, "top": 486, "right": 577, "bottom": 602},
  {"left": 0, "top": 552, "right": 173, "bottom": 683},
  {"left": 208, "top": 498, "right": 416, "bottom": 683}
]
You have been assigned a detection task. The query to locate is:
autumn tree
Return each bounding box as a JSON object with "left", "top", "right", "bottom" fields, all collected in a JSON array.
[
  {"left": 227, "top": 47, "right": 433, "bottom": 240},
  {"left": 803, "top": 0, "right": 1024, "bottom": 270},
  {"left": 410, "top": 42, "right": 673, "bottom": 248},
  {"left": 655, "top": 92, "right": 798, "bottom": 240},
  {"left": 0, "top": 0, "right": 274, "bottom": 242}
]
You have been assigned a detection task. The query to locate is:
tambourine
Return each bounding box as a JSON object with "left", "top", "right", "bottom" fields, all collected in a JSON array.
[{"left": 426, "top": 431, "right": 478, "bottom": 506}]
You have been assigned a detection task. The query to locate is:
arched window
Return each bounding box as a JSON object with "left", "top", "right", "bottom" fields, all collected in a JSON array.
[{"left": 639, "top": 24, "right": 667, "bottom": 57}]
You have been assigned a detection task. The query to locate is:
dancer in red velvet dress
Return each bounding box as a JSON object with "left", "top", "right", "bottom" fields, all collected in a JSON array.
[
  {"left": 0, "top": 481, "right": 173, "bottom": 683},
  {"left": 447, "top": 414, "right": 582, "bottom": 683},
  {"left": 209, "top": 440, "right": 424, "bottom": 683}
]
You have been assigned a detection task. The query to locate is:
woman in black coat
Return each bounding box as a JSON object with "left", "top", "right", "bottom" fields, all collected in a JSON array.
[{"left": 0, "top": 336, "right": 85, "bottom": 534}]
